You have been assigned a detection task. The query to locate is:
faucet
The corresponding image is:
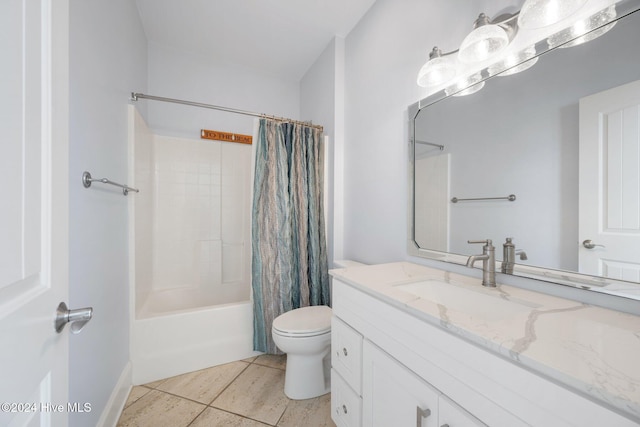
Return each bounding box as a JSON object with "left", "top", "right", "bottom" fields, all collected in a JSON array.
[
  {"left": 466, "top": 239, "right": 496, "bottom": 287},
  {"left": 501, "top": 237, "right": 528, "bottom": 274}
]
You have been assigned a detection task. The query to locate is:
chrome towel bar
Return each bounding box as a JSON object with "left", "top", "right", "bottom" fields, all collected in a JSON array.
[
  {"left": 451, "top": 194, "right": 516, "bottom": 203},
  {"left": 82, "top": 171, "right": 139, "bottom": 196}
]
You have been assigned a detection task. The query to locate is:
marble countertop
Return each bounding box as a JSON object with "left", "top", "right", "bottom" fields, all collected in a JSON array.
[{"left": 329, "top": 262, "right": 640, "bottom": 421}]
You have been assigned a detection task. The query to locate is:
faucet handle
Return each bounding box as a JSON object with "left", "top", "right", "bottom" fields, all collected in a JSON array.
[{"left": 468, "top": 239, "right": 493, "bottom": 246}]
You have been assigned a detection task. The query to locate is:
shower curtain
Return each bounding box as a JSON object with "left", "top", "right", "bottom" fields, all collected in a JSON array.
[{"left": 251, "top": 118, "right": 330, "bottom": 354}]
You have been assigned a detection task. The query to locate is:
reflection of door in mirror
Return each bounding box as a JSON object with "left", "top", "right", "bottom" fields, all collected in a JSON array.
[
  {"left": 415, "top": 151, "right": 450, "bottom": 251},
  {"left": 579, "top": 79, "right": 640, "bottom": 281}
]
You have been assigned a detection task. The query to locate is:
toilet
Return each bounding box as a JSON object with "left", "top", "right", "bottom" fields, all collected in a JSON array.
[
  {"left": 271, "top": 260, "right": 366, "bottom": 400},
  {"left": 272, "top": 305, "right": 332, "bottom": 400}
]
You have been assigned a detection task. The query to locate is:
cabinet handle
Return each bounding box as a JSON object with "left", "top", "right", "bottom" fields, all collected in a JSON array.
[
  {"left": 342, "top": 404, "right": 348, "bottom": 414},
  {"left": 416, "top": 406, "right": 431, "bottom": 427},
  {"left": 343, "top": 347, "right": 348, "bottom": 356},
  {"left": 441, "top": 425, "right": 450, "bottom": 427}
]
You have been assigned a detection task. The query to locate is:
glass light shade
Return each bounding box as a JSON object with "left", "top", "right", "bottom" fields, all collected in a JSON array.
[
  {"left": 518, "top": 0, "right": 588, "bottom": 29},
  {"left": 445, "top": 73, "right": 485, "bottom": 97},
  {"left": 417, "top": 56, "right": 457, "bottom": 87},
  {"left": 488, "top": 46, "right": 539, "bottom": 77},
  {"left": 458, "top": 24, "right": 509, "bottom": 63},
  {"left": 547, "top": 6, "right": 617, "bottom": 49}
]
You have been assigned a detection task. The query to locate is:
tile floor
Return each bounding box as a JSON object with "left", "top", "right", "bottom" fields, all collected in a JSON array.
[{"left": 117, "top": 355, "right": 336, "bottom": 427}]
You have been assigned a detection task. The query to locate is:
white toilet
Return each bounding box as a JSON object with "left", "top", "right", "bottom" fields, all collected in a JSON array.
[{"left": 272, "top": 305, "right": 332, "bottom": 400}]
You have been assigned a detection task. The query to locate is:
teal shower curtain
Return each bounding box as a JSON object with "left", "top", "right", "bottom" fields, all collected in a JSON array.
[{"left": 251, "top": 118, "right": 330, "bottom": 354}]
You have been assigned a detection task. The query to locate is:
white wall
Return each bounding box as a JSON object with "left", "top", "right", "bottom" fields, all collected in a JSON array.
[
  {"left": 341, "top": 0, "right": 496, "bottom": 264},
  {"left": 300, "top": 37, "right": 345, "bottom": 266},
  {"left": 69, "top": 0, "right": 147, "bottom": 425},
  {"left": 146, "top": 42, "right": 300, "bottom": 140}
]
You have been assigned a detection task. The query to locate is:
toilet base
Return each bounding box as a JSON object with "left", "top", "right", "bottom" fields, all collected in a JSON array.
[{"left": 283, "top": 349, "right": 331, "bottom": 400}]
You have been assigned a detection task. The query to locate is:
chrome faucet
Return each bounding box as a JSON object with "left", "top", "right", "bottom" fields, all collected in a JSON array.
[
  {"left": 501, "top": 237, "right": 528, "bottom": 274},
  {"left": 466, "top": 239, "right": 496, "bottom": 287}
]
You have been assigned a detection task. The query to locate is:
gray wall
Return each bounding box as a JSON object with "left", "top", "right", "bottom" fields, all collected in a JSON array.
[
  {"left": 300, "top": 37, "right": 344, "bottom": 267},
  {"left": 146, "top": 42, "right": 300, "bottom": 140},
  {"left": 69, "top": 0, "right": 147, "bottom": 425},
  {"left": 341, "top": 0, "right": 499, "bottom": 264}
]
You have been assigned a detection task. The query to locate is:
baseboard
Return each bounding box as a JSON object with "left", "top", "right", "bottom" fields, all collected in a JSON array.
[{"left": 96, "top": 361, "right": 132, "bottom": 427}]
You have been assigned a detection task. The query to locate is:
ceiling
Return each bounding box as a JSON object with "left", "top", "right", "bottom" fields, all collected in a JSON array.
[{"left": 135, "top": 0, "right": 377, "bottom": 82}]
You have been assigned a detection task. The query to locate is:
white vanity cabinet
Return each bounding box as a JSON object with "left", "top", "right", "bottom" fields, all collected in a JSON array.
[
  {"left": 331, "top": 317, "right": 363, "bottom": 427},
  {"left": 330, "top": 269, "right": 640, "bottom": 427},
  {"left": 363, "top": 340, "right": 485, "bottom": 427},
  {"left": 331, "top": 282, "right": 488, "bottom": 427}
]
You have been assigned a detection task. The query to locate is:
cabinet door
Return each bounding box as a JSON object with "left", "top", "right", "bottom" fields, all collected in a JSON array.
[
  {"left": 332, "top": 316, "right": 363, "bottom": 394},
  {"left": 362, "top": 341, "right": 439, "bottom": 427},
  {"left": 439, "top": 396, "right": 486, "bottom": 427}
]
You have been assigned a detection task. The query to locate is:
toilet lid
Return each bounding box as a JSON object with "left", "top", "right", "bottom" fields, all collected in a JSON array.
[{"left": 272, "top": 305, "right": 332, "bottom": 336}]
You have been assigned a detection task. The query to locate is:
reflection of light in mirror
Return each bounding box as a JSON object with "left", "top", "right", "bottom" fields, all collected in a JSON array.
[
  {"left": 445, "top": 73, "right": 485, "bottom": 97},
  {"left": 547, "top": 6, "right": 617, "bottom": 49},
  {"left": 488, "top": 46, "right": 539, "bottom": 77},
  {"left": 518, "top": 0, "right": 588, "bottom": 29}
]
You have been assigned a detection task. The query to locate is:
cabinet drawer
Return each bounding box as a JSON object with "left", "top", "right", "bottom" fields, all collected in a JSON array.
[
  {"left": 332, "top": 316, "right": 363, "bottom": 393},
  {"left": 331, "top": 369, "right": 362, "bottom": 427}
]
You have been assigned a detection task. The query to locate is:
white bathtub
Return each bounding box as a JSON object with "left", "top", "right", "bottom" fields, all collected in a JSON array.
[
  {"left": 128, "top": 106, "right": 257, "bottom": 384},
  {"left": 131, "top": 287, "right": 257, "bottom": 385},
  {"left": 137, "top": 285, "right": 249, "bottom": 318}
]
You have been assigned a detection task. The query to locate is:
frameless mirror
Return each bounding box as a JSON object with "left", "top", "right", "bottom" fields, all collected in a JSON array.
[{"left": 409, "top": 1, "right": 640, "bottom": 300}]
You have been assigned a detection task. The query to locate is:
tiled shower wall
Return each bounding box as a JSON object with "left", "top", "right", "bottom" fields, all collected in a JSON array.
[
  {"left": 134, "top": 109, "right": 251, "bottom": 308},
  {"left": 152, "top": 135, "right": 251, "bottom": 292}
]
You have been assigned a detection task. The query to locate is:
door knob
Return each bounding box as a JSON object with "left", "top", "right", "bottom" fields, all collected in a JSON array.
[
  {"left": 582, "top": 239, "right": 605, "bottom": 249},
  {"left": 54, "top": 302, "right": 93, "bottom": 334}
]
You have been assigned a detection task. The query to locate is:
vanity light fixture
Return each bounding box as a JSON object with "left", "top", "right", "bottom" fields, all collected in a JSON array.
[
  {"left": 458, "top": 13, "right": 518, "bottom": 64},
  {"left": 416, "top": 47, "right": 458, "bottom": 87},
  {"left": 517, "top": 0, "right": 588, "bottom": 29},
  {"left": 547, "top": 6, "right": 617, "bottom": 49},
  {"left": 415, "top": 0, "right": 604, "bottom": 92}
]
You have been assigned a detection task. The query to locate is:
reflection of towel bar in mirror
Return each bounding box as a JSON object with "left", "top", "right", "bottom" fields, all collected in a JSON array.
[
  {"left": 412, "top": 138, "right": 444, "bottom": 151},
  {"left": 451, "top": 194, "right": 516, "bottom": 203}
]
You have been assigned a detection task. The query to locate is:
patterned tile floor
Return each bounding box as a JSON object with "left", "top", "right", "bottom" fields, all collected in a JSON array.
[{"left": 117, "top": 355, "right": 336, "bottom": 427}]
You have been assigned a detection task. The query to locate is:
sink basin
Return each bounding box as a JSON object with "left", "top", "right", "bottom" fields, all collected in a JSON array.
[{"left": 393, "top": 279, "right": 541, "bottom": 321}]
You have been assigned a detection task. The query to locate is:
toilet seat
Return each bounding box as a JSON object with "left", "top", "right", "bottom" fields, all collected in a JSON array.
[{"left": 272, "top": 305, "right": 332, "bottom": 337}]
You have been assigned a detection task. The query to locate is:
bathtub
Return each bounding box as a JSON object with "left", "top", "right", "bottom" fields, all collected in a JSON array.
[
  {"left": 128, "top": 106, "right": 258, "bottom": 384},
  {"left": 131, "top": 288, "right": 257, "bottom": 385}
]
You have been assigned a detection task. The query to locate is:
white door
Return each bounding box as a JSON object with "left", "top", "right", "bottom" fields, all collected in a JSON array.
[
  {"left": 579, "top": 80, "right": 640, "bottom": 281},
  {"left": 0, "top": 1, "right": 70, "bottom": 426}
]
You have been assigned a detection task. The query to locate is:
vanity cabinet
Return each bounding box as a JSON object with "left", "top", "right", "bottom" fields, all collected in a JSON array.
[
  {"left": 330, "top": 273, "right": 639, "bottom": 427},
  {"left": 331, "top": 317, "right": 363, "bottom": 427},
  {"left": 363, "top": 340, "right": 485, "bottom": 427},
  {"left": 331, "top": 292, "right": 486, "bottom": 427}
]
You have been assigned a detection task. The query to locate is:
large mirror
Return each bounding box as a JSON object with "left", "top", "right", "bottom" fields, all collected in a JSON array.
[{"left": 409, "top": 1, "right": 640, "bottom": 300}]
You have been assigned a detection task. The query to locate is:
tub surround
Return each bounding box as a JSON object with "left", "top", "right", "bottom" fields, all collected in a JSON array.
[
  {"left": 330, "top": 262, "right": 640, "bottom": 424},
  {"left": 128, "top": 106, "right": 256, "bottom": 385}
]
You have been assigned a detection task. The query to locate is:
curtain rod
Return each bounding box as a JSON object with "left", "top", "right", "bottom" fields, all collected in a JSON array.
[{"left": 130, "top": 92, "right": 323, "bottom": 131}]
